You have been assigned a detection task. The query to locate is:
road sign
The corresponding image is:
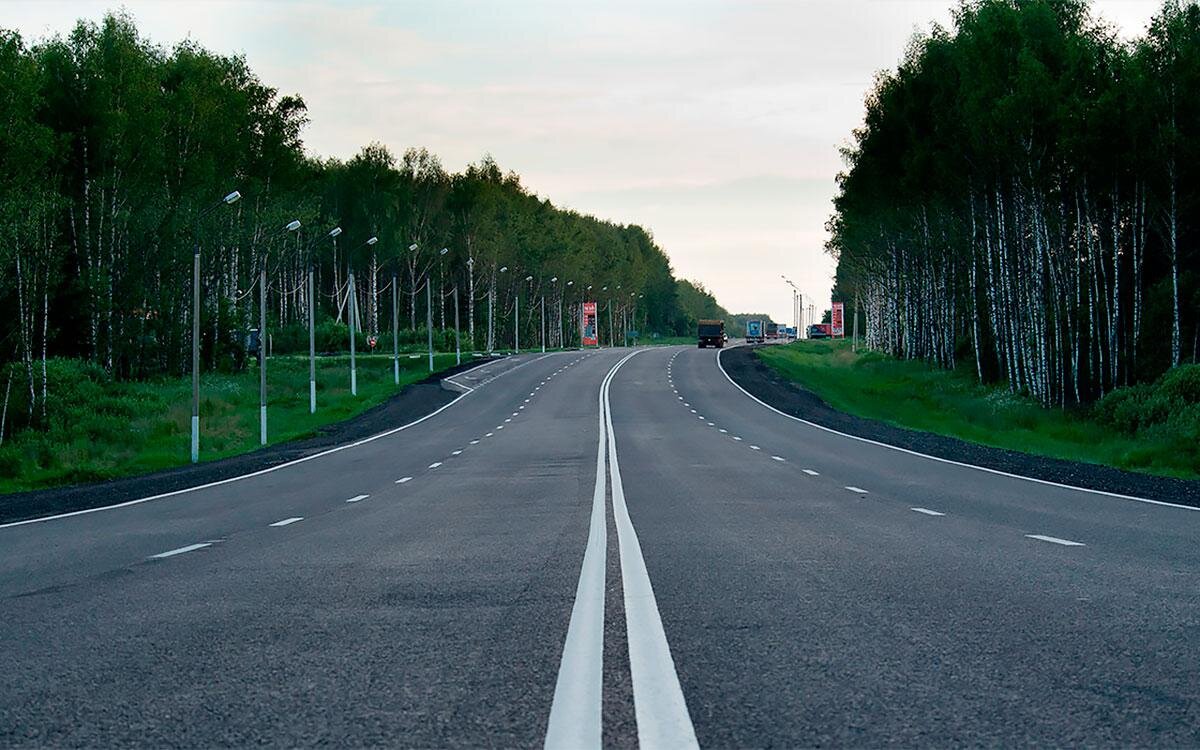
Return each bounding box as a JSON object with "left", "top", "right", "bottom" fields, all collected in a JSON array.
[
  {"left": 831, "top": 302, "right": 845, "bottom": 337},
  {"left": 582, "top": 302, "right": 598, "bottom": 346}
]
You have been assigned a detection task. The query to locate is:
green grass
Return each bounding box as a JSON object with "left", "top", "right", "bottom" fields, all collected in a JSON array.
[
  {"left": 0, "top": 353, "right": 464, "bottom": 493},
  {"left": 756, "top": 340, "right": 1200, "bottom": 480}
]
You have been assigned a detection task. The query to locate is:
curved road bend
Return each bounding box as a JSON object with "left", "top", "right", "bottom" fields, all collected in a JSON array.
[{"left": 1, "top": 344, "right": 1198, "bottom": 746}]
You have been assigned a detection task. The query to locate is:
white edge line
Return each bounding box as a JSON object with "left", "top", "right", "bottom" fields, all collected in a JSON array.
[
  {"left": 2, "top": 352, "right": 564, "bottom": 531},
  {"left": 715, "top": 345, "right": 1199, "bottom": 512}
]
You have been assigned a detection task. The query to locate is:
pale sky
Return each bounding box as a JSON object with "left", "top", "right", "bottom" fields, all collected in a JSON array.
[{"left": 7, "top": 0, "right": 1161, "bottom": 323}]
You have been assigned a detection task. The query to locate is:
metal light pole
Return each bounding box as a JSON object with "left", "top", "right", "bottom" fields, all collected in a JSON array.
[
  {"left": 190, "top": 189, "right": 241, "bottom": 464},
  {"left": 565, "top": 280, "right": 574, "bottom": 348},
  {"left": 454, "top": 286, "right": 461, "bottom": 365},
  {"left": 392, "top": 269, "right": 400, "bottom": 384},
  {"left": 540, "top": 294, "right": 546, "bottom": 353},
  {"left": 426, "top": 278, "right": 434, "bottom": 372},
  {"left": 259, "top": 264, "right": 267, "bottom": 444},
  {"left": 309, "top": 225, "right": 340, "bottom": 412}
]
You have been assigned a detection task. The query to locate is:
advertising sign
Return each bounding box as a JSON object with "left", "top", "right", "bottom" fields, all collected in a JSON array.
[
  {"left": 582, "top": 301, "right": 598, "bottom": 346},
  {"left": 831, "top": 302, "right": 845, "bottom": 337}
]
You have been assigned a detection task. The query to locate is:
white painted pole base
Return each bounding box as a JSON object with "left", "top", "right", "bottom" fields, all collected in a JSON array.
[
  {"left": 351, "top": 369, "right": 357, "bottom": 396},
  {"left": 309, "top": 380, "right": 316, "bottom": 414},
  {"left": 190, "top": 416, "right": 199, "bottom": 463},
  {"left": 260, "top": 405, "right": 267, "bottom": 445},
  {"left": 394, "top": 358, "right": 399, "bottom": 385}
]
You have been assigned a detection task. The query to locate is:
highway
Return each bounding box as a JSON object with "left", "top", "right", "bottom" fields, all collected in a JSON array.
[{"left": 1, "top": 345, "right": 1198, "bottom": 747}]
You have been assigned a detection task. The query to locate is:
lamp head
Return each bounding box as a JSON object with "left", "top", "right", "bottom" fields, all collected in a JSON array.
[
  {"left": 366, "top": 236, "right": 378, "bottom": 245},
  {"left": 328, "top": 226, "right": 342, "bottom": 238},
  {"left": 525, "top": 275, "right": 533, "bottom": 281},
  {"left": 439, "top": 247, "right": 449, "bottom": 256},
  {"left": 500, "top": 266, "right": 508, "bottom": 273},
  {"left": 408, "top": 243, "right": 419, "bottom": 252},
  {"left": 285, "top": 220, "right": 302, "bottom": 232},
  {"left": 223, "top": 190, "right": 241, "bottom": 205}
]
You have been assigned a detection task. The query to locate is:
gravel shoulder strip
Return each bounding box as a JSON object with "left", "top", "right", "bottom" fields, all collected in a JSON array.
[
  {"left": 723, "top": 345, "right": 1200, "bottom": 508},
  {"left": 0, "top": 358, "right": 493, "bottom": 524}
]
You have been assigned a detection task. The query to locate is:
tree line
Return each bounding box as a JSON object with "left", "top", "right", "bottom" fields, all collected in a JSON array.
[
  {"left": 0, "top": 12, "right": 726, "bottom": 434},
  {"left": 828, "top": 0, "right": 1200, "bottom": 407}
]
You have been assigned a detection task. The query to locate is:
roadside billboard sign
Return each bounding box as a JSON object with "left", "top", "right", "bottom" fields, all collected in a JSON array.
[
  {"left": 831, "top": 302, "right": 845, "bottom": 337},
  {"left": 582, "top": 301, "right": 598, "bottom": 346}
]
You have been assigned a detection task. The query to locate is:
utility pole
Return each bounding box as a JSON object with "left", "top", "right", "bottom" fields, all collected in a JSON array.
[
  {"left": 392, "top": 271, "right": 400, "bottom": 384},
  {"left": 454, "top": 286, "right": 461, "bottom": 365},
  {"left": 426, "top": 279, "right": 434, "bottom": 372},
  {"left": 259, "top": 266, "right": 267, "bottom": 445}
]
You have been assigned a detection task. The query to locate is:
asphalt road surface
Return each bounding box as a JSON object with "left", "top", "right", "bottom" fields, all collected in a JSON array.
[{"left": 2, "top": 345, "right": 1198, "bottom": 747}]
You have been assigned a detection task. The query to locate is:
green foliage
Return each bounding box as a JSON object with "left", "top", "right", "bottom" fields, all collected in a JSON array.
[
  {"left": 0, "top": 354, "right": 462, "bottom": 492},
  {"left": 759, "top": 341, "right": 1200, "bottom": 479}
]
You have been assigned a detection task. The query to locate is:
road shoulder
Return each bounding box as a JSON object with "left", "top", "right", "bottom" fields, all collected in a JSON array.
[{"left": 721, "top": 345, "right": 1200, "bottom": 508}]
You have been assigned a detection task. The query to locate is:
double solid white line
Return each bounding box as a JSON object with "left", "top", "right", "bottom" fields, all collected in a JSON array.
[{"left": 545, "top": 350, "right": 698, "bottom": 749}]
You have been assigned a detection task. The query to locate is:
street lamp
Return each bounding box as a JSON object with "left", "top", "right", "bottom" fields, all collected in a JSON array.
[
  {"left": 306, "top": 225, "right": 339, "bottom": 412},
  {"left": 190, "top": 189, "right": 242, "bottom": 464},
  {"left": 258, "top": 218, "right": 302, "bottom": 445},
  {"left": 450, "top": 249, "right": 461, "bottom": 365}
]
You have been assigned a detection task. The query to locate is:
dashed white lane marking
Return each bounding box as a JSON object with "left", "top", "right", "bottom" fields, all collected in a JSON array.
[
  {"left": 690, "top": 409, "right": 696, "bottom": 413},
  {"left": 497, "top": 425, "right": 505, "bottom": 430},
  {"left": 396, "top": 477, "right": 413, "bottom": 484},
  {"left": 452, "top": 450, "right": 463, "bottom": 456},
  {"left": 150, "top": 542, "right": 212, "bottom": 559},
  {"left": 1026, "top": 534, "right": 1086, "bottom": 547},
  {"left": 429, "top": 462, "right": 443, "bottom": 469},
  {"left": 345, "top": 494, "right": 369, "bottom": 503},
  {"left": 470, "top": 439, "right": 480, "bottom": 445},
  {"left": 910, "top": 507, "right": 945, "bottom": 516},
  {"left": 749, "top": 445, "right": 761, "bottom": 450},
  {"left": 270, "top": 517, "right": 304, "bottom": 527},
  {"left": 707, "top": 422, "right": 715, "bottom": 426},
  {"left": 678, "top": 396, "right": 683, "bottom": 400},
  {"left": 718, "top": 428, "right": 727, "bottom": 433},
  {"left": 519, "top": 406, "right": 525, "bottom": 410},
  {"left": 684, "top": 402, "right": 690, "bottom": 407},
  {"left": 697, "top": 416, "right": 705, "bottom": 420},
  {"left": 844, "top": 486, "right": 869, "bottom": 494},
  {"left": 771, "top": 456, "right": 785, "bottom": 462},
  {"left": 486, "top": 432, "right": 494, "bottom": 437},
  {"left": 505, "top": 418, "right": 512, "bottom": 423},
  {"left": 733, "top": 436, "right": 743, "bottom": 441},
  {"left": 525, "top": 399, "right": 531, "bottom": 403},
  {"left": 512, "top": 412, "right": 519, "bottom": 416},
  {"left": 802, "top": 469, "right": 819, "bottom": 476}
]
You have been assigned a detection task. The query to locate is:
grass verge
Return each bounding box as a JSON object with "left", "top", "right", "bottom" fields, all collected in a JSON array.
[
  {"left": 0, "top": 353, "right": 463, "bottom": 493},
  {"left": 755, "top": 341, "right": 1200, "bottom": 480}
]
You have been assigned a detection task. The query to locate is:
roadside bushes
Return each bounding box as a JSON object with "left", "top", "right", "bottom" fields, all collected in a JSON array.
[
  {"left": 1093, "top": 365, "right": 1200, "bottom": 471},
  {"left": 269, "top": 322, "right": 464, "bottom": 356}
]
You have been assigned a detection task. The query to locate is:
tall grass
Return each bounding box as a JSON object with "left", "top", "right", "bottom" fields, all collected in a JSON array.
[
  {"left": 756, "top": 341, "right": 1200, "bottom": 480},
  {"left": 0, "top": 353, "right": 461, "bottom": 493}
]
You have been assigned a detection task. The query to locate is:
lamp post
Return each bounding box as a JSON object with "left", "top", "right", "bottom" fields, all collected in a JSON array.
[
  {"left": 431, "top": 247, "right": 447, "bottom": 371},
  {"left": 549, "top": 276, "right": 558, "bottom": 348},
  {"left": 307, "top": 225, "right": 341, "bottom": 412},
  {"left": 454, "top": 285, "right": 462, "bottom": 365},
  {"left": 190, "top": 189, "right": 242, "bottom": 464},
  {"left": 565, "top": 280, "right": 574, "bottom": 348},
  {"left": 260, "top": 218, "right": 303, "bottom": 444}
]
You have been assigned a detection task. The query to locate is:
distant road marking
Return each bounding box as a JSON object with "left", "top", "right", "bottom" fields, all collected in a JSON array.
[
  {"left": 429, "top": 462, "right": 442, "bottom": 469},
  {"left": 270, "top": 517, "right": 304, "bottom": 527},
  {"left": 771, "top": 455, "right": 785, "bottom": 462},
  {"left": 525, "top": 399, "right": 531, "bottom": 403},
  {"left": 715, "top": 345, "right": 1200, "bottom": 513},
  {"left": 150, "top": 542, "right": 212, "bottom": 559},
  {"left": 512, "top": 412, "right": 519, "bottom": 416},
  {"left": 844, "top": 486, "right": 869, "bottom": 494},
  {"left": 396, "top": 477, "right": 412, "bottom": 484},
  {"left": 802, "top": 469, "right": 820, "bottom": 476},
  {"left": 911, "top": 507, "right": 944, "bottom": 516},
  {"left": 345, "top": 494, "right": 369, "bottom": 503},
  {"left": 504, "top": 418, "right": 512, "bottom": 423},
  {"left": 485, "top": 432, "right": 493, "bottom": 437},
  {"left": 690, "top": 409, "right": 696, "bottom": 413},
  {"left": 1026, "top": 534, "right": 1086, "bottom": 547},
  {"left": 452, "top": 450, "right": 463, "bottom": 456},
  {"left": 733, "top": 436, "right": 743, "bottom": 441},
  {"left": 470, "top": 439, "right": 480, "bottom": 445},
  {"left": 707, "top": 422, "right": 715, "bottom": 426},
  {"left": 719, "top": 429, "right": 727, "bottom": 433},
  {"left": 697, "top": 416, "right": 705, "bottom": 420},
  {"left": 497, "top": 425, "right": 505, "bottom": 430},
  {"left": 749, "top": 445, "right": 761, "bottom": 450}
]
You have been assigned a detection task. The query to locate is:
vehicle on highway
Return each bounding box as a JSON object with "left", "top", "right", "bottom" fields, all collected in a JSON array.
[
  {"left": 808, "top": 323, "right": 831, "bottom": 339},
  {"left": 746, "top": 319, "right": 765, "bottom": 343},
  {"left": 697, "top": 319, "right": 725, "bottom": 348},
  {"left": 766, "top": 322, "right": 780, "bottom": 340}
]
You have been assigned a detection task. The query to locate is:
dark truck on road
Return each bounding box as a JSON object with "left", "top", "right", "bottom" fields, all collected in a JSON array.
[{"left": 698, "top": 319, "right": 725, "bottom": 348}]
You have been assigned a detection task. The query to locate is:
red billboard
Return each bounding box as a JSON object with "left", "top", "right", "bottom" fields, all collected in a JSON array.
[
  {"left": 831, "top": 302, "right": 845, "bottom": 337},
  {"left": 582, "top": 301, "right": 598, "bottom": 346}
]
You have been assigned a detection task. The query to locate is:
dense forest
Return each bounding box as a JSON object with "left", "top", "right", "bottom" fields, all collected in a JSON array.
[
  {"left": 0, "top": 12, "right": 727, "bottom": 436},
  {"left": 829, "top": 0, "right": 1200, "bottom": 406}
]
